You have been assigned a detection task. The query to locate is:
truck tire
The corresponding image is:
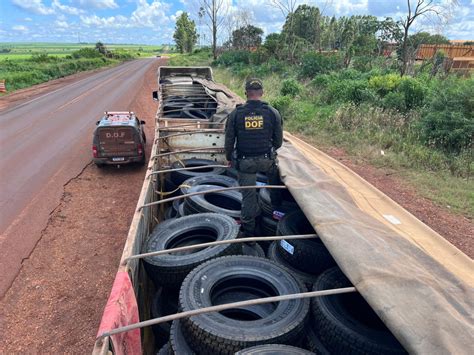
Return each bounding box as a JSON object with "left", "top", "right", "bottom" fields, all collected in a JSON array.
[
  {"left": 311, "top": 267, "right": 406, "bottom": 354},
  {"left": 179, "top": 255, "right": 309, "bottom": 354},
  {"left": 182, "top": 108, "right": 209, "bottom": 120},
  {"left": 259, "top": 188, "right": 298, "bottom": 218},
  {"left": 267, "top": 241, "right": 317, "bottom": 289},
  {"left": 170, "top": 320, "right": 195, "bottom": 355},
  {"left": 164, "top": 206, "right": 177, "bottom": 220},
  {"left": 156, "top": 342, "right": 171, "bottom": 355},
  {"left": 236, "top": 344, "right": 315, "bottom": 354},
  {"left": 151, "top": 287, "right": 178, "bottom": 348},
  {"left": 305, "top": 326, "right": 330, "bottom": 355},
  {"left": 241, "top": 242, "right": 265, "bottom": 258},
  {"left": 143, "top": 213, "right": 241, "bottom": 287},
  {"left": 170, "top": 159, "right": 226, "bottom": 185},
  {"left": 277, "top": 210, "right": 336, "bottom": 275},
  {"left": 180, "top": 174, "right": 238, "bottom": 195},
  {"left": 184, "top": 185, "right": 242, "bottom": 219}
]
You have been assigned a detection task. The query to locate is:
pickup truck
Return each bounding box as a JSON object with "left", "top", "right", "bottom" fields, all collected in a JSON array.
[{"left": 92, "top": 111, "right": 146, "bottom": 167}]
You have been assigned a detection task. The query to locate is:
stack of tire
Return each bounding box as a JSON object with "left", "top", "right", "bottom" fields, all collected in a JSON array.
[
  {"left": 146, "top": 158, "right": 406, "bottom": 354},
  {"left": 162, "top": 92, "right": 217, "bottom": 119},
  {"left": 268, "top": 210, "right": 337, "bottom": 288}
]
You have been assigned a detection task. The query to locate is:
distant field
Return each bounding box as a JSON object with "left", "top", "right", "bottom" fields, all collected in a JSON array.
[{"left": 0, "top": 42, "right": 165, "bottom": 61}]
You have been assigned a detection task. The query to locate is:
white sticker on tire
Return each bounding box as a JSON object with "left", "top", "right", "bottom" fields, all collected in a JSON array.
[{"left": 280, "top": 239, "right": 294, "bottom": 255}]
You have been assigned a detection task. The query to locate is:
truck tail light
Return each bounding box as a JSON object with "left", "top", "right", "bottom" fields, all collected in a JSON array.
[
  {"left": 92, "top": 145, "right": 98, "bottom": 158},
  {"left": 137, "top": 144, "right": 143, "bottom": 155}
]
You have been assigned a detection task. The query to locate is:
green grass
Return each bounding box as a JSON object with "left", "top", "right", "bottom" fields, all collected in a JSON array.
[{"left": 0, "top": 42, "right": 163, "bottom": 61}]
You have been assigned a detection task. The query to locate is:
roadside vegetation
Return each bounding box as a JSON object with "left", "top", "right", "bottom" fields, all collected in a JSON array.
[
  {"left": 169, "top": 4, "right": 473, "bottom": 218},
  {"left": 0, "top": 42, "right": 161, "bottom": 92}
]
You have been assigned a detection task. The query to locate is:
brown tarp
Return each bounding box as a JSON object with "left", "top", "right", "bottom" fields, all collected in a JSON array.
[{"left": 278, "top": 133, "right": 473, "bottom": 354}]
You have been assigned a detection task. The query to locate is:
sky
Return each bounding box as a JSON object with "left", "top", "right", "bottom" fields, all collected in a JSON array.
[{"left": 0, "top": 0, "right": 473, "bottom": 44}]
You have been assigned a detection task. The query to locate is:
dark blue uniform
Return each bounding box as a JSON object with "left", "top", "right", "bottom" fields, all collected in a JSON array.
[{"left": 225, "top": 99, "right": 283, "bottom": 236}]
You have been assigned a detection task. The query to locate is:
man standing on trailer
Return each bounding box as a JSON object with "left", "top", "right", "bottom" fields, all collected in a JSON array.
[{"left": 225, "top": 78, "right": 283, "bottom": 238}]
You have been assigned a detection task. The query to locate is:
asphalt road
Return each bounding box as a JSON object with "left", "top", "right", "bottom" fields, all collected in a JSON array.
[{"left": 0, "top": 58, "right": 157, "bottom": 297}]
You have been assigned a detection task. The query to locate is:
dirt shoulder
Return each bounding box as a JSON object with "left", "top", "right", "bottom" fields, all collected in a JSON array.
[{"left": 0, "top": 59, "right": 163, "bottom": 352}]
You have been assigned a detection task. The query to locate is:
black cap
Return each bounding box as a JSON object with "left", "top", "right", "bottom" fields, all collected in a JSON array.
[{"left": 245, "top": 78, "right": 263, "bottom": 91}]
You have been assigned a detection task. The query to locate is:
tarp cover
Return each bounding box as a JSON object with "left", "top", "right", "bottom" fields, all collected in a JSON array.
[{"left": 278, "top": 133, "right": 473, "bottom": 355}]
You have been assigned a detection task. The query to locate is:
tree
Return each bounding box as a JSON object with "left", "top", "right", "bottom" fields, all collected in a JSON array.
[
  {"left": 231, "top": 25, "right": 264, "bottom": 50},
  {"left": 399, "top": 0, "right": 456, "bottom": 76},
  {"left": 200, "top": 0, "right": 227, "bottom": 59},
  {"left": 95, "top": 42, "right": 108, "bottom": 56},
  {"left": 173, "top": 12, "right": 198, "bottom": 53},
  {"left": 408, "top": 31, "right": 450, "bottom": 48}
]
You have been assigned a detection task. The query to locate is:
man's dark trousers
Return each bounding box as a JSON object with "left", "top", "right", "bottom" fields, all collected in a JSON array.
[{"left": 237, "top": 156, "right": 280, "bottom": 236}]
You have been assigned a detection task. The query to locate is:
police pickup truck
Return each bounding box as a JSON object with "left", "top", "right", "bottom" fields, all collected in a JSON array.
[{"left": 92, "top": 111, "right": 146, "bottom": 167}]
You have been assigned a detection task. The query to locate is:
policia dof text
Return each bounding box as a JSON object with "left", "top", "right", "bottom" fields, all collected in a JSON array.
[{"left": 224, "top": 78, "right": 283, "bottom": 237}]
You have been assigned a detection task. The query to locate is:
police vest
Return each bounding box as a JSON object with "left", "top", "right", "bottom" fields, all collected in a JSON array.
[{"left": 234, "top": 102, "right": 275, "bottom": 157}]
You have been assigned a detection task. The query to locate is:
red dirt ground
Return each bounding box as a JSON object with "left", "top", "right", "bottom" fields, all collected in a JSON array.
[{"left": 0, "top": 61, "right": 471, "bottom": 353}]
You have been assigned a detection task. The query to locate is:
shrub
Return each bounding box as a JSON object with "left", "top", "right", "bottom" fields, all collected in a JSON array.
[
  {"left": 368, "top": 74, "right": 402, "bottom": 96},
  {"left": 280, "top": 78, "right": 301, "bottom": 97},
  {"left": 352, "top": 56, "right": 373, "bottom": 72},
  {"left": 299, "top": 51, "right": 343, "bottom": 78},
  {"left": 398, "top": 77, "right": 425, "bottom": 110},
  {"left": 324, "top": 79, "right": 375, "bottom": 105},
  {"left": 214, "top": 50, "right": 250, "bottom": 66},
  {"left": 383, "top": 91, "right": 406, "bottom": 112},
  {"left": 270, "top": 95, "right": 292, "bottom": 115},
  {"left": 420, "top": 77, "right": 474, "bottom": 153},
  {"left": 72, "top": 48, "right": 103, "bottom": 59},
  {"left": 311, "top": 74, "right": 333, "bottom": 88},
  {"left": 249, "top": 49, "right": 269, "bottom": 65}
]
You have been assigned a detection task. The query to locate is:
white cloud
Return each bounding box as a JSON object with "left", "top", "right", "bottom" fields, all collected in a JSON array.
[
  {"left": 81, "top": 0, "right": 171, "bottom": 29},
  {"left": 24, "top": 17, "right": 33, "bottom": 21},
  {"left": 73, "top": 0, "right": 119, "bottom": 10},
  {"left": 52, "top": 0, "right": 85, "bottom": 15},
  {"left": 171, "top": 10, "right": 184, "bottom": 22},
  {"left": 12, "top": 25, "right": 28, "bottom": 32},
  {"left": 80, "top": 14, "right": 130, "bottom": 28},
  {"left": 12, "top": 0, "right": 55, "bottom": 15},
  {"left": 131, "top": 0, "right": 171, "bottom": 27},
  {"left": 55, "top": 20, "right": 70, "bottom": 28}
]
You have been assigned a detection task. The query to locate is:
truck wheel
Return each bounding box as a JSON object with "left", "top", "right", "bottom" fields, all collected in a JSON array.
[
  {"left": 267, "top": 241, "right": 317, "bottom": 288},
  {"left": 179, "top": 255, "right": 309, "bottom": 354},
  {"left": 143, "top": 213, "right": 241, "bottom": 287},
  {"left": 170, "top": 320, "right": 195, "bottom": 355},
  {"left": 236, "top": 344, "right": 315, "bottom": 354},
  {"left": 277, "top": 210, "right": 336, "bottom": 275},
  {"left": 311, "top": 267, "right": 406, "bottom": 354},
  {"left": 180, "top": 174, "right": 238, "bottom": 195},
  {"left": 170, "top": 159, "right": 226, "bottom": 185},
  {"left": 185, "top": 185, "right": 242, "bottom": 219}
]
